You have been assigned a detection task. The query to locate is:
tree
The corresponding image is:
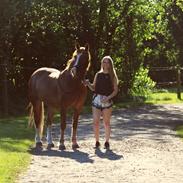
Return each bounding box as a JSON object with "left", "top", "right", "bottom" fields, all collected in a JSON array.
[
  {"left": 1, "top": 0, "right": 183, "bottom": 115},
  {"left": 167, "top": 0, "right": 183, "bottom": 67},
  {"left": 0, "top": 0, "right": 18, "bottom": 115}
]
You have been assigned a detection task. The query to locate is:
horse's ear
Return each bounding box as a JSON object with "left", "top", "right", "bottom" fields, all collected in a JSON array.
[
  {"left": 85, "top": 43, "right": 89, "bottom": 51},
  {"left": 75, "top": 42, "right": 80, "bottom": 50}
]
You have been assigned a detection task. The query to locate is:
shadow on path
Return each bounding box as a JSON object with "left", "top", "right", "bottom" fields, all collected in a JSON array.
[
  {"left": 111, "top": 104, "right": 183, "bottom": 141},
  {"left": 94, "top": 148, "right": 123, "bottom": 160},
  {"left": 29, "top": 104, "right": 183, "bottom": 157},
  {"left": 29, "top": 147, "right": 94, "bottom": 163}
]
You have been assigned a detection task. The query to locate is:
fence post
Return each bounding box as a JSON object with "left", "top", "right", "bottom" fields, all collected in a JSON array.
[{"left": 177, "top": 65, "right": 181, "bottom": 100}]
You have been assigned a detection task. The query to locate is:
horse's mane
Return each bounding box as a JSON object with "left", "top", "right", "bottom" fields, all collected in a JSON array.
[{"left": 66, "top": 58, "right": 75, "bottom": 70}]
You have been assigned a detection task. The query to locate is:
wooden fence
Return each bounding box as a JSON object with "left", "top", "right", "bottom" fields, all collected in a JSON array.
[{"left": 149, "top": 66, "right": 183, "bottom": 99}]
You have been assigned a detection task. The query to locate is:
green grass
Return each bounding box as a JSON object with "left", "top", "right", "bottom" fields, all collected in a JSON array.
[
  {"left": 145, "top": 89, "right": 183, "bottom": 104},
  {"left": 0, "top": 117, "right": 34, "bottom": 183},
  {"left": 177, "top": 125, "right": 183, "bottom": 139},
  {"left": 111, "top": 88, "right": 183, "bottom": 110}
]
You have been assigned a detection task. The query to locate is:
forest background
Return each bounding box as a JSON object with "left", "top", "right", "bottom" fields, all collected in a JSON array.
[{"left": 0, "top": 0, "right": 183, "bottom": 116}]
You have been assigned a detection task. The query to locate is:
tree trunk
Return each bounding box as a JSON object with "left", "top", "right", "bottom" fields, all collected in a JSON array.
[
  {"left": 177, "top": 66, "right": 181, "bottom": 100},
  {"left": 2, "top": 57, "right": 9, "bottom": 116}
]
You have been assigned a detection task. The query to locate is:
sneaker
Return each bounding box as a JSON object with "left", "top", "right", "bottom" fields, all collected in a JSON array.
[
  {"left": 95, "top": 141, "right": 100, "bottom": 148},
  {"left": 104, "top": 141, "right": 110, "bottom": 149}
]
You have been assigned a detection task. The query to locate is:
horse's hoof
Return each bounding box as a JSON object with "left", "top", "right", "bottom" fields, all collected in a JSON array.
[
  {"left": 72, "top": 144, "right": 80, "bottom": 149},
  {"left": 47, "top": 143, "right": 54, "bottom": 150},
  {"left": 36, "top": 142, "right": 43, "bottom": 149},
  {"left": 59, "top": 144, "right": 66, "bottom": 150}
]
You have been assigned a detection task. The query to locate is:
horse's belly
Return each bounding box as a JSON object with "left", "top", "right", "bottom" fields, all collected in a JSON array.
[{"left": 37, "top": 84, "right": 61, "bottom": 107}]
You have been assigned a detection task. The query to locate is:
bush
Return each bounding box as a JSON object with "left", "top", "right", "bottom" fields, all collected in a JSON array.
[{"left": 131, "top": 67, "right": 156, "bottom": 98}]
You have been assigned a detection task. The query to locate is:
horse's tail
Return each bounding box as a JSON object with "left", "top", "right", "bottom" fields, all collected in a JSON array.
[
  {"left": 28, "top": 102, "right": 34, "bottom": 128},
  {"left": 28, "top": 102, "right": 44, "bottom": 138}
]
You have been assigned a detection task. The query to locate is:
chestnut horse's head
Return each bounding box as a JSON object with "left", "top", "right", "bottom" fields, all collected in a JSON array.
[{"left": 67, "top": 43, "right": 91, "bottom": 79}]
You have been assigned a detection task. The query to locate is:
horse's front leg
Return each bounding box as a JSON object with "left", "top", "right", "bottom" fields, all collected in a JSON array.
[
  {"left": 59, "top": 108, "right": 67, "bottom": 150},
  {"left": 46, "top": 107, "right": 55, "bottom": 150},
  {"left": 71, "top": 109, "right": 80, "bottom": 149}
]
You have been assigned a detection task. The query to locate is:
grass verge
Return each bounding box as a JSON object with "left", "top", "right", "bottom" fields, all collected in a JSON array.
[
  {"left": 145, "top": 89, "right": 183, "bottom": 104},
  {"left": 176, "top": 125, "right": 183, "bottom": 139},
  {"left": 113, "top": 90, "right": 182, "bottom": 109},
  {"left": 0, "top": 117, "right": 34, "bottom": 183}
]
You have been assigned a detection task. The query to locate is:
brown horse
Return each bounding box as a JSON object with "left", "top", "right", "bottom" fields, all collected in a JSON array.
[{"left": 28, "top": 43, "right": 91, "bottom": 150}]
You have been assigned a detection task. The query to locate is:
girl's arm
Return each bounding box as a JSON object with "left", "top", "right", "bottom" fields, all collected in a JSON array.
[
  {"left": 85, "top": 73, "right": 98, "bottom": 91},
  {"left": 108, "top": 76, "right": 118, "bottom": 99}
]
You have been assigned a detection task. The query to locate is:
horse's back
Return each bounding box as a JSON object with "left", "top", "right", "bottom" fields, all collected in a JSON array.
[
  {"left": 28, "top": 67, "right": 62, "bottom": 106},
  {"left": 31, "top": 67, "right": 60, "bottom": 78}
]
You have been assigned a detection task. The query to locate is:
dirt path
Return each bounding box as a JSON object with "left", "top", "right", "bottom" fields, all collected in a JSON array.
[{"left": 18, "top": 104, "right": 183, "bottom": 183}]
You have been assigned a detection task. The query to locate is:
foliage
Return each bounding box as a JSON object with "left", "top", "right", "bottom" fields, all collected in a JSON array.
[
  {"left": 131, "top": 66, "right": 156, "bottom": 97},
  {"left": 166, "top": 0, "right": 183, "bottom": 66},
  {"left": 0, "top": 0, "right": 183, "bottom": 114}
]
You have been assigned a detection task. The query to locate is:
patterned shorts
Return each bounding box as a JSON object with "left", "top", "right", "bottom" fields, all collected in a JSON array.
[{"left": 92, "top": 94, "right": 113, "bottom": 110}]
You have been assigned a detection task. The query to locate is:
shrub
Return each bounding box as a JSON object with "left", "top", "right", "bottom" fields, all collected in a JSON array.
[{"left": 131, "top": 67, "right": 156, "bottom": 98}]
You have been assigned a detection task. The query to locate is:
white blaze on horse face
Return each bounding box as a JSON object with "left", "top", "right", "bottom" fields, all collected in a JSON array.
[
  {"left": 74, "top": 53, "right": 82, "bottom": 67},
  {"left": 35, "top": 128, "right": 41, "bottom": 143},
  {"left": 71, "top": 53, "right": 82, "bottom": 77},
  {"left": 46, "top": 126, "right": 53, "bottom": 144}
]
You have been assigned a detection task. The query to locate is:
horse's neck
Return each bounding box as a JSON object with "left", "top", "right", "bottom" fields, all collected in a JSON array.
[
  {"left": 67, "top": 67, "right": 86, "bottom": 81},
  {"left": 79, "top": 70, "right": 86, "bottom": 81},
  {"left": 58, "top": 70, "right": 83, "bottom": 93}
]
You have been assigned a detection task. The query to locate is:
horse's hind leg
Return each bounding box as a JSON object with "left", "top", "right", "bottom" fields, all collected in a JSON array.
[
  {"left": 32, "top": 101, "right": 44, "bottom": 148},
  {"left": 46, "top": 107, "right": 55, "bottom": 149}
]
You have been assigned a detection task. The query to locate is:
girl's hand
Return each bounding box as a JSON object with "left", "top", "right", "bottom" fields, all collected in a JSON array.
[{"left": 101, "top": 96, "right": 109, "bottom": 103}]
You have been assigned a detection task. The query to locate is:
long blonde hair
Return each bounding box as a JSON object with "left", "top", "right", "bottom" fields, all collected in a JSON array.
[{"left": 100, "top": 56, "right": 119, "bottom": 85}]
